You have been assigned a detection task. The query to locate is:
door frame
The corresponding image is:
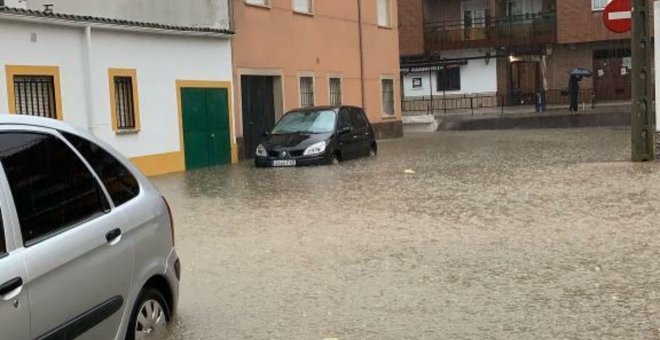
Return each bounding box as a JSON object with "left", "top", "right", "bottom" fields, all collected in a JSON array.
[
  {"left": 176, "top": 80, "right": 237, "bottom": 166},
  {"left": 236, "top": 69, "right": 286, "bottom": 127}
]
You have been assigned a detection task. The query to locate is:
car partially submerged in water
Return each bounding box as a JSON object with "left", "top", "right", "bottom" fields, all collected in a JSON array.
[{"left": 255, "top": 106, "right": 378, "bottom": 167}]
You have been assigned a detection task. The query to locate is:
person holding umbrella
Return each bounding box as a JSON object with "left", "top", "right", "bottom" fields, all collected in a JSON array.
[{"left": 568, "top": 68, "right": 593, "bottom": 114}]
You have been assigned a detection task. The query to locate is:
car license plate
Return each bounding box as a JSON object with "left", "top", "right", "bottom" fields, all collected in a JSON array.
[{"left": 272, "top": 160, "right": 296, "bottom": 167}]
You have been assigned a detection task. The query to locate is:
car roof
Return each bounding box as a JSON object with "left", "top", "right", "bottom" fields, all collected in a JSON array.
[
  {"left": 0, "top": 113, "right": 153, "bottom": 184},
  {"left": 286, "top": 105, "right": 364, "bottom": 113}
]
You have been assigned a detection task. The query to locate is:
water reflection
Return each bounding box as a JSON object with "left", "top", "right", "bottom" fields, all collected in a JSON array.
[{"left": 154, "top": 128, "right": 660, "bottom": 339}]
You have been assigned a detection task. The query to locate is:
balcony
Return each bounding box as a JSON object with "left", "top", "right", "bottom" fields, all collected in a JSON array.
[{"left": 424, "top": 12, "right": 557, "bottom": 51}]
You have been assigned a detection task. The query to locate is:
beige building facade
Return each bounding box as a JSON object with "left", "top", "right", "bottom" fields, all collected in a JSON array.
[{"left": 232, "top": 0, "right": 403, "bottom": 159}]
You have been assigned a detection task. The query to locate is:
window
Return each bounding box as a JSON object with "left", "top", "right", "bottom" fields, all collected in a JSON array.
[
  {"left": 62, "top": 132, "right": 140, "bottom": 207},
  {"left": 592, "top": 0, "right": 612, "bottom": 10},
  {"left": 377, "top": 0, "right": 391, "bottom": 27},
  {"left": 300, "top": 76, "right": 315, "bottom": 107},
  {"left": 381, "top": 79, "right": 395, "bottom": 116},
  {"left": 0, "top": 132, "right": 109, "bottom": 245},
  {"left": 351, "top": 108, "right": 369, "bottom": 129},
  {"left": 13, "top": 75, "right": 58, "bottom": 119},
  {"left": 506, "top": 0, "right": 524, "bottom": 16},
  {"left": 338, "top": 109, "right": 353, "bottom": 130},
  {"left": 437, "top": 67, "right": 461, "bottom": 91},
  {"left": 293, "top": 0, "right": 313, "bottom": 14},
  {"left": 412, "top": 77, "right": 423, "bottom": 89},
  {"left": 329, "top": 78, "right": 342, "bottom": 106},
  {"left": 109, "top": 69, "right": 141, "bottom": 132},
  {"left": 246, "top": 0, "right": 269, "bottom": 6},
  {"left": 6, "top": 66, "right": 62, "bottom": 120}
]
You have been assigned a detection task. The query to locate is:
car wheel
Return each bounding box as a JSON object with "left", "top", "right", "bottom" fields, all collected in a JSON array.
[
  {"left": 369, "top": 144, "right": 377, "bottom": 157},
  {"left": 127, "top": 288, "right": 171, "bottom": 340},
  {"left": 329, "top": 153, "right": 340, "bottom": 165}
]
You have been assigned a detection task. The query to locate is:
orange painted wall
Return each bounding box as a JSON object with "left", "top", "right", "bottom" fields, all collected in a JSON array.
[{"left": 231, "top": 0, "right": 401, "bottom": 135}]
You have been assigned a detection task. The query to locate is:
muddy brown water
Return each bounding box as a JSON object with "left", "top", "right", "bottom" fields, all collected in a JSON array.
[{"left": 153, "top": 128, "right": 660, "bottom": 339}]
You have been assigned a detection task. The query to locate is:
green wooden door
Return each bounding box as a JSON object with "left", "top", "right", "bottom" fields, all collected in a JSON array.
[
  {"left": 206, "top": 89, "right": 231, "bottom": 166},
  {"left": 181, "top": 88, "right": 231, "bottom": 170}
]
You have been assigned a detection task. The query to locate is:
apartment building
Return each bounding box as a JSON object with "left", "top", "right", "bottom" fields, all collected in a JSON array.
[
  {"left": 399, "top": 0, "right": 640, "bottom": 111},
  {"left": 232, "top": 0, "right": 403, "bottom": 159}
]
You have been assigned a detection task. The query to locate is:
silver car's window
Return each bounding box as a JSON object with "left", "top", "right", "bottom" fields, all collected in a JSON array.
[
  {"left": 61, "top": 132, "right": 140, "bottom": 207},
  {"left": 0, "top": 132, "right": 109, "bottom": 246}
]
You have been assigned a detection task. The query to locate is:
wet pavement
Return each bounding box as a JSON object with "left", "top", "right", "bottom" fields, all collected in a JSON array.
[{"left": 153, "top": 127, "right": 660, "bottom": 339}]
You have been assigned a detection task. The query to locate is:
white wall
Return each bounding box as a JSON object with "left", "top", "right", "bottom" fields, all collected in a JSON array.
[
  {"left": 4, "top": 0, "right": 27, "bottom": 9},
  {"left": 0, "top": 20, "right": 233, "bottom": 158},
  {"left": 26, "top": 0, "right": 230, "bottom": 29},
  {"left": 403, "top": 49, "right": 497, "bottom": 98}
]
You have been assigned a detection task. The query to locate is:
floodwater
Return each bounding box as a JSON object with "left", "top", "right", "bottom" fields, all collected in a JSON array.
[{"left": 153, "top": 127, "right": 660, "bottom": 339}]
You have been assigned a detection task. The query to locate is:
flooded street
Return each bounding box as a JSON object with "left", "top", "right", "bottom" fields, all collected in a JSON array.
[{"left": 153, "top": 127, "right": 660, "bottom": 339}]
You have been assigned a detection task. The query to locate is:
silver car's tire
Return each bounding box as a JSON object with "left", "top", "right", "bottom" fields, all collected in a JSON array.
[{"left": 127, "top": 288, "right": 171, "bottom": 340}]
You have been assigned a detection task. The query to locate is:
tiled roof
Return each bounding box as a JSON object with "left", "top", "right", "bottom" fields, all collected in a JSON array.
[{"left": 0, "top": 6, "right": 235, "bottom": 35}]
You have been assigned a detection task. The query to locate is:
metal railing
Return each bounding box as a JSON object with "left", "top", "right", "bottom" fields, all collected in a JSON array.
[
  {"left": 424, "top": 12, "right": 557, "bottom": 51},
  {"left": 403, "top": 87, "right": 630, "bottom": 116}
]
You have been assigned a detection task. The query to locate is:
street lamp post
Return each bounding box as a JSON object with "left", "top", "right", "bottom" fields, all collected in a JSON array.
[{"left": 631, "top": 0, "right": 655, "bottom": 161}]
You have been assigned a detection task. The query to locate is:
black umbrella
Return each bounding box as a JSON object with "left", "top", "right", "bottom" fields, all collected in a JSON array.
[{"left": 570, "top": 68, "right": 593, "bottom": 78}]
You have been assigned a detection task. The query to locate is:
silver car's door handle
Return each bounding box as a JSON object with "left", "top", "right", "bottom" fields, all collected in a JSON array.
[
  {"left": 105, "top": 228, "right": 122, "bottom": 245},
  {"left": 0, "top": 277, "right": 23, "bottom": 301}
]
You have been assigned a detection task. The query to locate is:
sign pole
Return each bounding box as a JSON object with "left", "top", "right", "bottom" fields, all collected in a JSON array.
[{"left": 631, "top": 0, "right": 655, "bottom": 161}]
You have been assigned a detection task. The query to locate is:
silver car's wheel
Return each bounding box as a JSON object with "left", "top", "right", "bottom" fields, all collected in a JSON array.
[{"left": 134, "top": 299, "right": 167, "bottom": 339}]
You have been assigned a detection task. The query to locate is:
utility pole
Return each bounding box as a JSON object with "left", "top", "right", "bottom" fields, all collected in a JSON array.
[{"left": 631, "top": 0, "right": 655, "bottom": 161}]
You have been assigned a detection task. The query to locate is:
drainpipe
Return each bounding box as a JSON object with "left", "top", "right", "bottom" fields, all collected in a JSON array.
[
  {"left": 357, "top": 0, "right": 365, "bottom": 108},
  {"left": 82, "top": 25, "right": 94, "bottom": 131}
]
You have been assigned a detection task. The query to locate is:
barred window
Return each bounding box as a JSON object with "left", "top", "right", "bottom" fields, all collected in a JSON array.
[
  {"left": 381, "top": 79, "right": 395, "bottom": 116},
  {"left": 437, "top": 67, "right": 461, "bottom": 91},
  {"left": 300, "top": 76, "right": 315, "bottom": 107},
  {"left": 112, "top": 75, "right": 138, "bottom": 131},
  {"left": 329, "top": 78, "right": 342, "bottom": 106},
  {"left": 14, "top": 75, "right": 57, "bottom": 119}
]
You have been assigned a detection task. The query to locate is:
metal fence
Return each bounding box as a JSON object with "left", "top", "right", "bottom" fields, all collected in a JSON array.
[
  {"left": 424, "top": 12, "right": 557, "bottom": 51},
  {"left": 403, "top": 88, "right": 630, "bottom": 116}
]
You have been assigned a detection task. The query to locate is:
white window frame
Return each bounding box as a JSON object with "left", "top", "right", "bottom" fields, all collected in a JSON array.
[
  {"left": 327, "top": 75, "right": 343, "bottom": 106},
  {"left": 245, "top": 0, "right": 270, "bottom": 8},
  {"left": 377, "top": 0, "right": 392, "bottom": 28},
  {"left": 380, "top": 75, "right": 396, "bottom": 117},
  {"left": 592, "top": 0, "right": 612, "bottom": 11},
  {"left": 298, "top": 73, "right": 316, "bottom": 107},
  {"left": 293, "top": 0, "right": 314, "bottom": 15}
]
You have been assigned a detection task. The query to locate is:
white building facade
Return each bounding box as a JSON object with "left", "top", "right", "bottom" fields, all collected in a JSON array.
[
  {"left": 401, "top": 48, "right": 499, "bottom": 113},
  {"left": 0, "top": 7, "right": 236, "bottom": 176}
]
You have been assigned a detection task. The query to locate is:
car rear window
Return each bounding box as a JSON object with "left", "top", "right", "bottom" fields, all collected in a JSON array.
[
  {"left": 0, "top": 132, "right": 109, "bottom": 245},
  {"left": 61, "top": 132, "right": 140, "bottom": 207}
]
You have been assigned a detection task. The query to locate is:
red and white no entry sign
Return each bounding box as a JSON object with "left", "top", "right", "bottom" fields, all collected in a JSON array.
[{"left": 603, "top": 0, "right": 632, "bottom": 33}]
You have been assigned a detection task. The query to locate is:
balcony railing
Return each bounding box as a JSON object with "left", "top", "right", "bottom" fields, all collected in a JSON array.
[{"left": 424, "top": 12, "right": 557, "bottom": 51}]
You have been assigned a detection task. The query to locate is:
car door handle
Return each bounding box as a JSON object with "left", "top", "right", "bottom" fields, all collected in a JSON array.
[
  {"left": 0, "top": 277, "right": 23, "bottom": 299},
  {"left": 352, "top": 135, "right": 359, "bottom": 139},
  {"left": 105, "top": 228, "right": 122, "bottom": 244}
]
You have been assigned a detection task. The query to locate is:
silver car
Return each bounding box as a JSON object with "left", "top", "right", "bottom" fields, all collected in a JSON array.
[{"left": 0, "top": 115, "right": 180, "bottom": 340}]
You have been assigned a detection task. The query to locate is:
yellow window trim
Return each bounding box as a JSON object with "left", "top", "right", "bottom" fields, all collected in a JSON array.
[
  {"left": 175, "top": 80, "right": 238, "bottom": 165},
  {"left": 5, "top": 65, "right": 64, "bottom": 120},
  {"left": 108, "top": 68, "right": 141, "bottom": 133}
]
